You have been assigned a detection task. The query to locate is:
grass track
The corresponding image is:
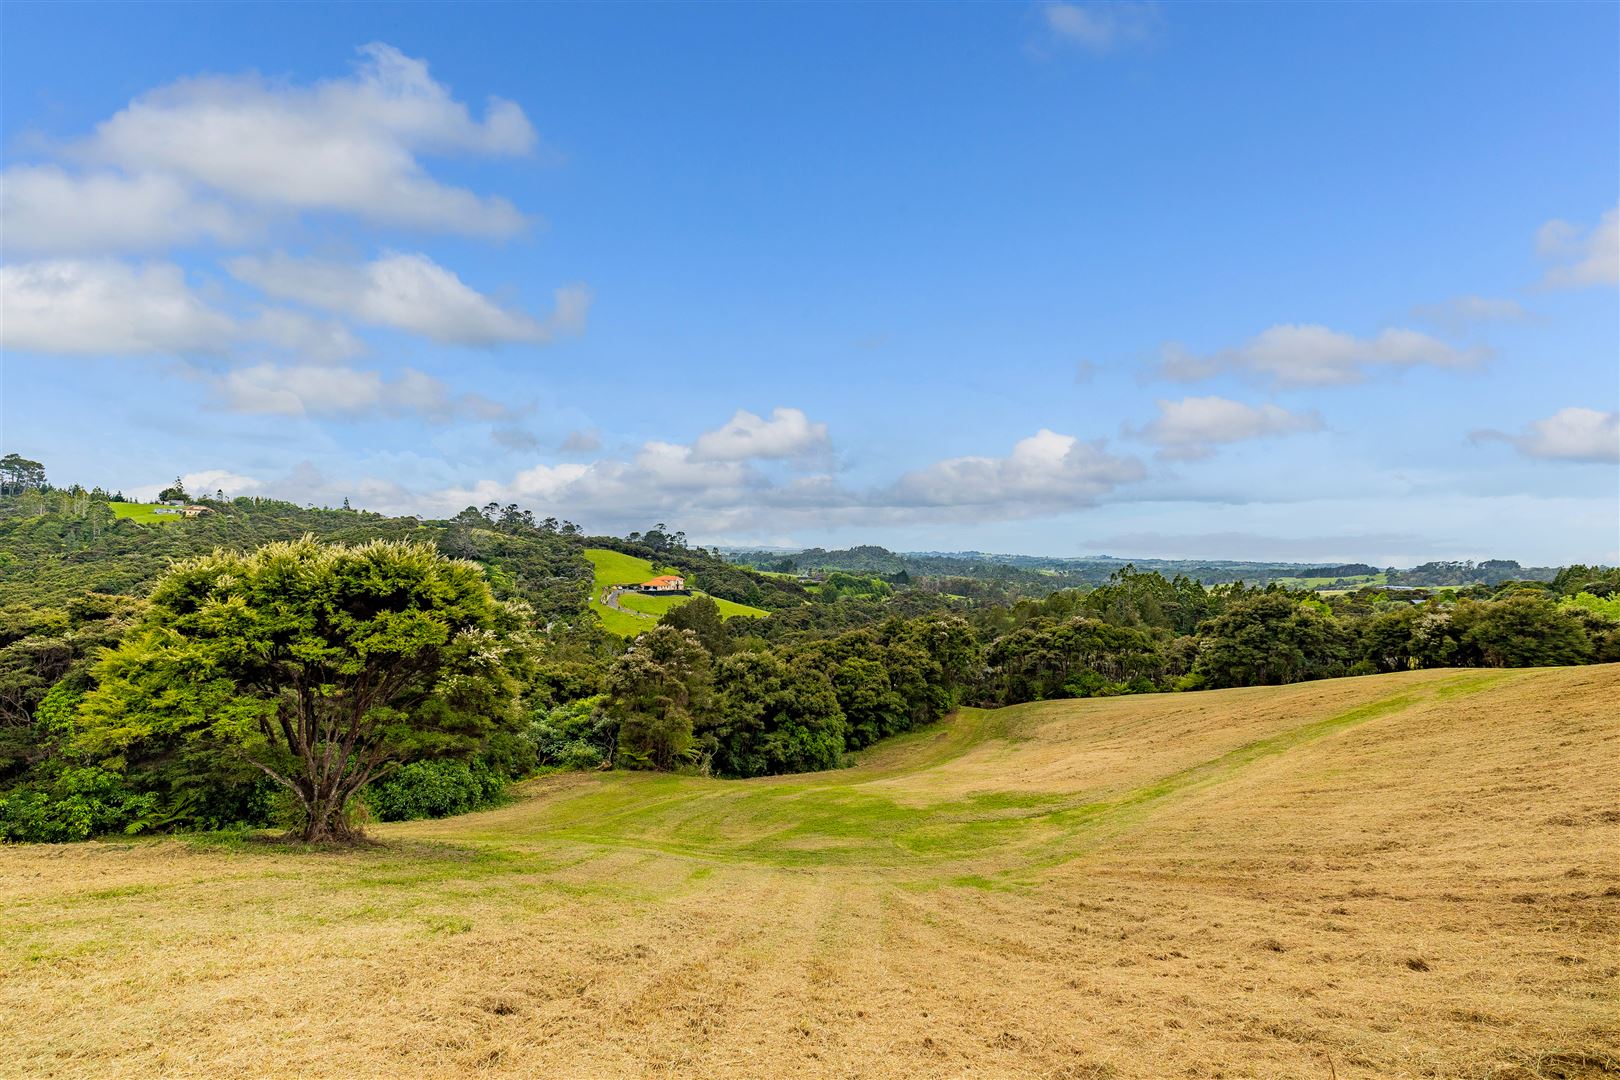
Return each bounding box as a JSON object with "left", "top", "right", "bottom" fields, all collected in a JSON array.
[{"left": 3, "top": 666, "right": 1615, "bottom": 1079}]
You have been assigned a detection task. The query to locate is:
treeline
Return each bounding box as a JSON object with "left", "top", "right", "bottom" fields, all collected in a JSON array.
[
  {"left": 1, "top": 489, "right": 594, "bottom": 620},
  {"left": 971, "top": 569, "right": 1619, "bottom": 702},
  {"left": 1, "top": 481, "right": 1617, "bottom": 844},
  {"left": 604, "top": 606, "right": 979, "bottom": 777}
]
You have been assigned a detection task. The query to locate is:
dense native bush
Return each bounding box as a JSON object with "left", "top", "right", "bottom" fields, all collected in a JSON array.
[
  {"left": 702, "top": 652, "right": 846, "bottom": 776},
  {"left": 364, "top": 760, "right": 508, "bottom": 822},
  {"left": 524, "top": 695, "right": 617, "bottom": 770},
  {"left": 984, "top": 617, "right": 1170, "bottom": 703},
  {"left": 1194, "top": 594, "right": 1354, "bottom": 688}
]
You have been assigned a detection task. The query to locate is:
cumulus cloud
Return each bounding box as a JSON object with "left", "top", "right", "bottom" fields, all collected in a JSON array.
[
  {"left": 430, "top": 413, "right": 1145, "bottom": 530},
  {"left": 1471, "top": 407, "right": 1619, "bottom": 464},
  {"left": 1536, "top": 205, "right": 1619, "bottom": 289},
  {"left": 1157, "top": 323, "right": 1484, "bottom": 387},
  {"left": 1042, "top": 2, "right": 1161, "bottom": 53},
  {"left": 244, "top": 308, "right": 366, "bottom": 363},
  {"left": 3, "top": 45, "right": 585, "bottom": 437},
  {"left": 0, "top": 259, "right": 237, "bottom": 355},
  {"left": 691, "top": 407, "right": 829, "bottom": 462},
  {"left": 51, "top": 43, "right": 534, "bottom": 241},
  {"left": 0, "top": 258, "right": 369, "bottom": 363},
  {"left": 206, "top": 362, "right": 507, "bottom": 421},
  {"left": 183, "top": 469, "right": 264, "bottom": 498},
  {"left": 0, "top": 166, "right": 250, "bottom": 255},
  {"left": 885, "top": 429, "right": 1144, "bottom": 511},
  {"left": 227, "top": 252, "right": 587, "bottom": 346},
  {"left": 1133, "top": 396, "right": 1322, "bottom": 460}
]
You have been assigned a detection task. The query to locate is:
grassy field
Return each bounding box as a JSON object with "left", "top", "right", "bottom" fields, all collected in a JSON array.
[
  {"left": 1271, "top": 572, "right": 1388, "bottom": 590},
  {"left": 106, "top": 501, "right": 179, "bottom": 525},
  {"left": 3, "top": 665, "right": 1616, "bottom": 1078},
  {"left": 583, "top": 548, "right": 767, "bottom": 636}
]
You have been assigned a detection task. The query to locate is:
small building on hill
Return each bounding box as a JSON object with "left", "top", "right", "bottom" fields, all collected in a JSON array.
[
  {"left": 632, "top": 575, "right": 688, "bottom": 595},
  {"left": 181, "top": 504, "right": 212, "bottom": 518}
]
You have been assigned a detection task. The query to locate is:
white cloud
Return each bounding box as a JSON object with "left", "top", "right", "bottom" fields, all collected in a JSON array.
[
  {"left": 0, "top": 259, "right": 236, "bottom": 355},
  {"left": 1133, "top": 396, "right": 1322, "bottom": 460},
  {"left": 183, "top": 469, "right": 264, "bottom": 498},
  {"left": 886, "top": 429, "right": 1144, "bottom": 510},
  {"left": 431, "top": 414, "right": 1146, "bottom": 530},
  {"left": 1158, "top": 323, "right": 1484, "bottom": 386},
  {"left": 208, "top": 362, "right": 506, "bottom": 421},
  {"left": 0, "top": 166, "right": 250, "bottom": 255},
  {"left": 63, "top": 43, "right": 534, "bottom": 239},
  {"left": 228, "top": 252, "right": 588, "bottom": 346},
  {"left": 1408, "top": 294, "right": 1526, "bottom": 331},
  {"left": 691, "top": 407, "right": 829, "bottom": 461},
  {"left": 0, "top": 258, "right": 368, "bottom": 362},
  {"left": 1042, "top": 2, "right": 1160, "bottom": 53},
  {"left": 245, "top": 308, "right": 366, "bottom": 363},
  {"left": 1536, "top": 205, "right": 1619, "bottom": 289},
  {"left": 1471, "top": 407, "right": 1620, "bottom": 464}
]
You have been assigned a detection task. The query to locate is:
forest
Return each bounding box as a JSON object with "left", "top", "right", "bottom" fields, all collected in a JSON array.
[{"left": 2, "top": 467, "right": 1616, "bottom": 843}]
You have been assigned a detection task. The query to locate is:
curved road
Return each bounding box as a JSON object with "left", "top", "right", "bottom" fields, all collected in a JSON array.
[{"left": 600, "top": 586, "right": 656, "bottom": 620}]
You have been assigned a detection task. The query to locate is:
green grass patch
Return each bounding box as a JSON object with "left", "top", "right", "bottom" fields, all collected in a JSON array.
[
  {"left": 108, "top": 502, "right": 180, "bottom": 525},
  {"left": 583, "top": 548, "right": 767, "bottom": 636}
]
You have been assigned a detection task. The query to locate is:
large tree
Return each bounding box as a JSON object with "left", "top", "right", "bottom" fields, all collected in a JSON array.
[
  {"left": 0, "top": 453, "right": 46, "bottom": 496},
  {"left": 609, "top": 625, "right": 711, "bottom": 771},
  {"left": 1194, "top": 593, "right": 1352, "bottom": 688},
  {"left": 74, "top": 537, "right": 529, "bottom": 842}
]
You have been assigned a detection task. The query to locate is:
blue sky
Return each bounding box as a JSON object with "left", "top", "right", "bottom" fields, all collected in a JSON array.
[{"left": 2, "top": 1, "right": 1616, "bottom": 564}]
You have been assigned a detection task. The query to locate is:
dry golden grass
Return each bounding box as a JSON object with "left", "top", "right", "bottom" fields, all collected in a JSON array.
[{"left": 3, "top": 666, "right": 1616, "bottom": 1079}]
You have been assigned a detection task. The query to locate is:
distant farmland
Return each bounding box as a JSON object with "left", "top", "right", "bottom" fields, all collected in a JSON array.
[{"left": 3, "top": 665, "right": 1614, "bottom": 1078}]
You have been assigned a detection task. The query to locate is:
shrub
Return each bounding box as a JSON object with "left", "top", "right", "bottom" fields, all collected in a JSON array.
[
  {"left": 0, "top": 765, "right": 156, "bottom": 842},
  {"left": 363, "top": 760, "right": 507, "bottom": 822}
]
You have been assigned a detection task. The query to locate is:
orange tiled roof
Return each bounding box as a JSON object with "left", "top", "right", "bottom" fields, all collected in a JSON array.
[{"left": 642, "top": 575, "right": 684, "bottom": 586}]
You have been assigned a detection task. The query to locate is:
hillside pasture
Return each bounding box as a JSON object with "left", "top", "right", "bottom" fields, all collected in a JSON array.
[
  {"left": 106, "top": 502, "right": 179, "bottom": 525},
  {"left": 583, "top": 548, "right": 767, "bottom": 635},
  {"left": 2, "top": 665, "right": 1615, "bottom": 1079}
]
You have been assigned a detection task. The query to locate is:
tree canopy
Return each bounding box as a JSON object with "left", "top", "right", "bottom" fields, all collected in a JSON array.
[{"left": 74, "top": 537, "right": 529, "bottom": 842}]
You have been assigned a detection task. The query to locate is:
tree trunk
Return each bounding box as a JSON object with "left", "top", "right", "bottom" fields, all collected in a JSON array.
[{"left": 296, "top": 778, "right": 364, "bottom": 843}]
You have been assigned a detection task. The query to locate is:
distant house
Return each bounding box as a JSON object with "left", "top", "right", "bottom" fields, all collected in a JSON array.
[
  {"left": 633, "top": 575, "right": 688, "bottom": 595},
  {"left": 152, "top": 506, "right": 184, "bottom": 515},
  {"left": 181, "top": 505, "right": 212, "bottom": 518}
]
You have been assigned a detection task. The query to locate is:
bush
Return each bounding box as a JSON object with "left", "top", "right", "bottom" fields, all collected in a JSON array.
[
  {"left": 0, "top": 765, "right": 156, "bottom": 842},
  {"left": 524, "top": 694, "right": 615, "bottom": 770},
  {"left": 363, "top": 760, "right": 507, "bottom": 822}
]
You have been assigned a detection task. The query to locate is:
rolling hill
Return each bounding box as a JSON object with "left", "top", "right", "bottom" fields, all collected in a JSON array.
[{"left": 3, "top": 665, "right": 1615, "bottom": 1078}]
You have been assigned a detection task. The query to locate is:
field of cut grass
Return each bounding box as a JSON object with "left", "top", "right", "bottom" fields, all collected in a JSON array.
[
  {"left": 107, "top": 501, "right": 178, "bottom": 525},
  {"left": 3, "top": 665, "right": 1616, "bottom": 1079},
  {"left": 583, "top": 548, "right": 767, "bottom": 636}
]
